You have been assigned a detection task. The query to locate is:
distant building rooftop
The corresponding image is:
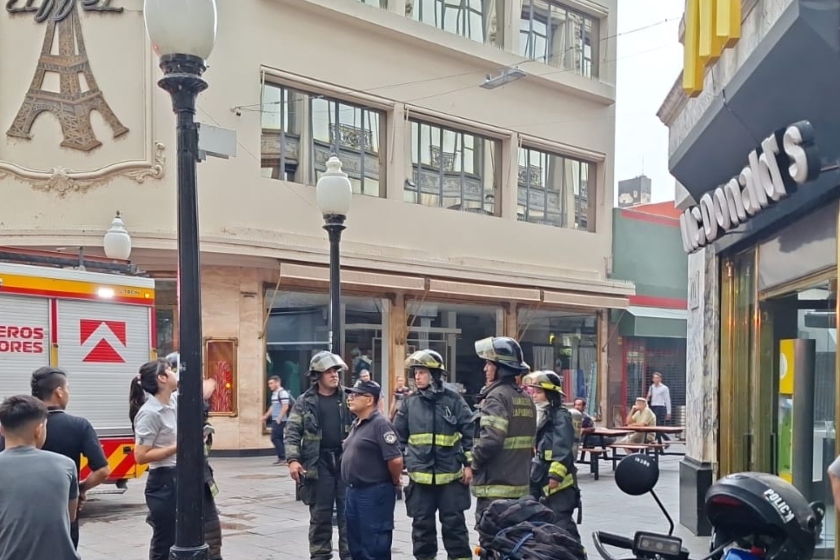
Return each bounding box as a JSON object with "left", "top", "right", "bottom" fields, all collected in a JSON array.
[{"left": 620, "top": 201, "right": 681, "bottom": 221}]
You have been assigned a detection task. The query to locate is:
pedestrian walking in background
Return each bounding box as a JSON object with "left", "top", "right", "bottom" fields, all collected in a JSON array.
[
  {"left": 471, "top": 336, "right": 536, "bottom": 525},
  {"left": 389, "top": 374, "right": 411, "bottom": 422},
  {"left": 342, "top": 380, "right": 403, "bottom": 560},
  {"left": 0, "top": 395, "right": 80, "bottom": 560},
  {"left": 0, "top": 367, "right": 110, "bottom": 550},
  {"left": 263, "top": 375, "right": 291, "bottom": 464},
  {"left": 647, "top": 372, "right": 672, "bottom": 441},
  {"left": 285, "top": 351, "right": 354, "bottom": 560},
  {"left": 130, "top": 358, "right": 223, "bottom": 560},
  {"left": 395, "top": 349, "right": 475, "bottom": 560},
  {"left": 524, "top": 371, "right": 581, "bottom": 541}
]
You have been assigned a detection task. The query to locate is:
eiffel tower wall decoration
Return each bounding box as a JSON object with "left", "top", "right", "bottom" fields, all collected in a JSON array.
[{"left": 6, "top": 0, "right": 128, "bottom": 152}]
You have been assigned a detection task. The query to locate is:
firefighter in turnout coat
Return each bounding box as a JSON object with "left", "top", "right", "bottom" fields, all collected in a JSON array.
[
  {"left": 285, "top": 351, "right": 355, "bottom": 560},
  {"left": 395, "top": 350, "right": 475, "bottom": 560},
  {"left": 524, "top": 371, "right": 581, "bottom": 541},
  {"left": 470, "top": 336, "right": 537, "bottom": 526}
]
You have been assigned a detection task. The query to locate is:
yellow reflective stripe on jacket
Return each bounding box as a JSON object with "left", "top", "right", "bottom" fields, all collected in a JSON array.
[
  {"left": 303, "top": 434, "right": 321, "bottom": 442},
  {"left": 543, "top": 449, "right": 553, "bottom": 460},
  {"left": 407, "top": 433, "right": 462, "bottom": 447},
  {"left": 464, "top": 451, "right": 473, "bottom": 463},
  {"left": 502, "top": 435, "right": 535, "bottom": 450},
  {"left": 480, "top": 415, "right": 509, "bottom": 433},
  {"left": 548, "top": 461, "right": 568, "bottom": 479},
  {"left": 472, "top": 484, "right": 530, "bottom": 499},
  {"left": 408, "top": 470, "right": 463, "bottom": 485}
]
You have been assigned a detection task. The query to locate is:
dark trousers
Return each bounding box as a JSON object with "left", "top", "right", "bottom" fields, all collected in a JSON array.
[
  {"left": 144, "top": 467, "right": 224, "bottom": 560},
  {"left": 474, "top": 497, "right": 493, "bottom": 529},
  {"left": 70, "top": 518, "right": 79, "bottom": 549},
  {"left": 650, "top": 405, "right": 671, "bottom": 440},
  {"left": 345, "top": 482, "right": 396, "bottom": 560},
  {"left": 544, "top": 488, "right": 581, "bottom": 542},
  {"left": 271, "top": 420, "right": 287, "bottom": 459},
  {"left": 302, "top": 453, "right": 349, "bottom": 560},
  {"left": 405, "top": 480, "right": 471, "bottom": 560}
]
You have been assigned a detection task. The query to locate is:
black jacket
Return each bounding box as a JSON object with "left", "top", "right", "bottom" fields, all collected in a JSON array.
[
  {"left": 532, "top": 405, "right": 576, "bottom": 496},
  {"left": 394, "top": 382, "right": 474, "bottom": 485},
  {"left": 471, "top": 381, "right": 536, "bottom": 500},
  {"left": 284, "top": 385, "right": 354, "bottom": 479}
]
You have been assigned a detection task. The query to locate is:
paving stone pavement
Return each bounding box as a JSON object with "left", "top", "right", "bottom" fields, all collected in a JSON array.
[{"left": 77, "top": 447, "right": 710, "bottom": 559}]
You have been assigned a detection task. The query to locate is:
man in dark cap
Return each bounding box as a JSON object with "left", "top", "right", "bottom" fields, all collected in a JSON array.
[{"left": 341, "top": 380, "right": 404, "bottom": 560}]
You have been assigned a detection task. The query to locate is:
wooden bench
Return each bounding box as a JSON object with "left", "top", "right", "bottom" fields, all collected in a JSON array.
[
  {"left": 608, "top": 443, "right": 667, "bottom": 470},
  {"left": 577, "top": 447, "right": 608, "bottom": 480}
]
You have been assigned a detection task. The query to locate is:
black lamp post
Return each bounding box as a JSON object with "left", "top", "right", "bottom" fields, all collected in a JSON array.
[
  {"left": 315, "top": 156, "right": 353, "bottom": 362},
  {"left": 143, "top": 1, "right": 217, "bottom": 559}
]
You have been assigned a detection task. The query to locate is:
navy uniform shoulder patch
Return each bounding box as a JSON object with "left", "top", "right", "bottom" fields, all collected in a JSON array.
[{"left": 383, "top": 431, "right": 397, "bottom": 445}]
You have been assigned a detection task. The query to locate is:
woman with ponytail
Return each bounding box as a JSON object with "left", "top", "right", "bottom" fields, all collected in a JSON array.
[{"left": 129, "top": 358, "right": 223, "bottom": 560}]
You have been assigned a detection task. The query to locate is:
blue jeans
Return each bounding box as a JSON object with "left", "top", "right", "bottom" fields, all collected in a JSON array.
[
  {"left": 270, "top": 420, "right": 286, "bottom": 460},
  {"left": 345, "top": 482, "right": 396, "bottom": 560}
]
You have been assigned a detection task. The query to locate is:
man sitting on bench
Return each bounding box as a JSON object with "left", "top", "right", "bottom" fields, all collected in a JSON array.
[{"left": 616, "top": 397, "right": 656, "bottom": 444}]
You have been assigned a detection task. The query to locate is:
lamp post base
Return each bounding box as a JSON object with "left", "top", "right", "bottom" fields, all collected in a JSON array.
[{"left": 171, "top": 544, "right": 209, "bottom": 560}]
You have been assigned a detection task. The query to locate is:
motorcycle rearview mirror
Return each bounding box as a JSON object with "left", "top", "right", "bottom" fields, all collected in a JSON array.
[{"left": 615, "top": 454, "right": 675, "bottom": 536}]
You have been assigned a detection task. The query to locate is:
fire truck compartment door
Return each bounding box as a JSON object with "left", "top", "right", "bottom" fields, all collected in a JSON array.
[
  {"left": 57, "top": 300, "right": 151, "bottom": 436},
  {"left": 0, "top": 294, "right": 51, "bottom": 400}
]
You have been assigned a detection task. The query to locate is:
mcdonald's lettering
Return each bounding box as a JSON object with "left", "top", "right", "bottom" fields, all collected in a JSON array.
[{"left": 682, "top": 0, "right": 741, "bottom": 97}]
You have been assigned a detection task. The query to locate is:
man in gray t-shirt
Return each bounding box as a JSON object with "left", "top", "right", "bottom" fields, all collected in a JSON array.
[{"left": 0, "top": 395, "right": 79, "bottom": 560}]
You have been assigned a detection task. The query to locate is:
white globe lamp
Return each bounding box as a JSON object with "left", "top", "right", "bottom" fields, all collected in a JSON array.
[{"left": 103, "top": 212, "right": 132, "bottom": 260}]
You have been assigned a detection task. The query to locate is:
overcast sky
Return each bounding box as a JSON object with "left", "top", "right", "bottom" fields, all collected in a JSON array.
[{"left": 614, "top": 1, "right": 685, "bottom": 205}]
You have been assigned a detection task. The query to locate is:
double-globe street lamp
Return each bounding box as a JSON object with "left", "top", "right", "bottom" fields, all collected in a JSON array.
[
  {"left": 143, "top": 1, "right": 217, "bottom": 559},
  {"left": 315, "top": 157, "right": 353, "bottom": 365}
]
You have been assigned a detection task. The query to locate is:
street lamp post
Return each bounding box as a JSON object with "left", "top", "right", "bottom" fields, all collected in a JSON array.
[
  {"left": 142, "top": 1, "right": 218, "bottom": 559},
  {"left": 315, "top": 156, "right": 352, "bottom": 360}
]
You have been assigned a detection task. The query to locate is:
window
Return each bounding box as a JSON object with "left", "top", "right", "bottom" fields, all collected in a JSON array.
[
  {"left": 406, "top": 120, "right": 499, "bottom": 215},
  {"left": 517, "top": 146, "right": 593, "bottom": 231},
  {"left": 260, "top": 81, "right": 385, "bottom": 197},
  {"left": 153, "top": 278, "right": 178, "bottom": 355},
  {"left": 520, "top": 1, "right": 599, "bottom": 78},
  {"left": 406, "top": 0, "right": 503, "bottom": 45}
]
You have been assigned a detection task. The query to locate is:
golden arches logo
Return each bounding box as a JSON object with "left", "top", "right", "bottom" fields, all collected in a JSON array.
[{"left": 682, "top": 0, "right": 741, "bottom": 97}]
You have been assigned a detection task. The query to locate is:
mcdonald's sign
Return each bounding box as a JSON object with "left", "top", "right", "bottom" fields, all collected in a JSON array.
[{"left": 682, "top": 0, "right": 741, "bottom": 97}]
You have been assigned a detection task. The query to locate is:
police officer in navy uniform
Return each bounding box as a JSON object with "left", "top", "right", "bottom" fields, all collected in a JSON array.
[{"left": 341, "top": 380, "right": 404, "bottom": 560}]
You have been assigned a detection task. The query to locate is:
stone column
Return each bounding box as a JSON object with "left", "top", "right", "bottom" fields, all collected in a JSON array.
[
  {"left": 680, "top": 245, "right": 719, "bottom": 536},
  {"left": 388, "top": 294, "right": 407, "bottom": 415}
]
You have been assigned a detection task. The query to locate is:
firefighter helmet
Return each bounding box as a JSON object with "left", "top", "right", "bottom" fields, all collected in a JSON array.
[
  {"left": 474, "top": 336, "right": 529, "bottom": 377},
  {"left": 524, "top": 371, "right": 565, "bottom": 396},
  {"left": 309, "top": 351, "right": 347, "bottom": 375},
  {"left": 405, "top": 349, "right": 446, "bottom": 373}
]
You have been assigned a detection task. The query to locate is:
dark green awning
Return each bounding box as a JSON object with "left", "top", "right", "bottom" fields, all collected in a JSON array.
[{"left": 617, "top": 306, "right": 687, "bottom": 338}]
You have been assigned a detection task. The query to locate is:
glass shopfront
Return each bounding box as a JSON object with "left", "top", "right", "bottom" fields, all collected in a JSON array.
[
  {"left": 720, "top": 200, "right": 839, "bottom": 557},
  {"left": 518, "top": 309, "right": 598, "bottom": 413},
  {"left": 264, "top": 290, "right": 388, "bottom": 398},
  {"left": 405, "top": 300, "right": 501, "bottom": 403}
]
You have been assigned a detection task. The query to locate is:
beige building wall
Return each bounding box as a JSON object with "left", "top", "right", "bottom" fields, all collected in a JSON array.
[{"left": 0, "top": 0, "right": 627, "bottom": 450}]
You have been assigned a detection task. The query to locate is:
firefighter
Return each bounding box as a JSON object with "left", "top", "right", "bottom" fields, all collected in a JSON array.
[
  {"left": 394, "top": 349, "right": 475, "bottom": 560},
  {"left": 285, "top": 351, "right": 353, "bottom": 560},
  {"left": 524, "top": 371, "right": 581, "bottom": 541},
  {"left": 470, "top": 336, "right": 536, "bottom": 526}
]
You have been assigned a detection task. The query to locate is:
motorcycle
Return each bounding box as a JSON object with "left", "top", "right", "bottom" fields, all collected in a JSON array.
[{"left": 592, "top": 454, "right": 825, "bottom": 560}]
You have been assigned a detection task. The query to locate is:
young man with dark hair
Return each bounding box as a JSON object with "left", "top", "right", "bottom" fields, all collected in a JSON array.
[
  {"left": 0, "top": 394, "right": 80, "bottom": 560},
  {"left": 0, "top": 366, "right": 110, "bottom": 549}
]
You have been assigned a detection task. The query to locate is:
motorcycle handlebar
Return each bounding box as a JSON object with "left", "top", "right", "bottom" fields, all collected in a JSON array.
[{"left": 595, "top": 531, "right": 635, "bottom": 550}]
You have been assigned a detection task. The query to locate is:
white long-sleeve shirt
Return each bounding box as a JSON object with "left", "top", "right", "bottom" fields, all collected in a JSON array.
[{"left": 647, "top": 383, "right": 671, "bottom": 414}]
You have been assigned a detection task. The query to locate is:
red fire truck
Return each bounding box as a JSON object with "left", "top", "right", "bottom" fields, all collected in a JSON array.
[{"left": 0, "top": 260, "right": 156, "bottom": 490}]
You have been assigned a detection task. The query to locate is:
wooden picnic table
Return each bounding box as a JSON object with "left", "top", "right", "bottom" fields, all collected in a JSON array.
[
  {"left": 618, "top": 425, "right": 685, "bottom": 456},
  {"left": 577, "top": 428, "right": 633, "bottom": 480}
]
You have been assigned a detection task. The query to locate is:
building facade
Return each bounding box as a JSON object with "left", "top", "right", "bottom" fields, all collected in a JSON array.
[
  {"left": 0, "top": 0, "right": 629, "bottom": 452},
  {"left": 617, "top": 174, "right": 652, "bottom": 208},
  {"left": 607, "top": 203, "right": 687, "bottom": 428},
  {"left": 658, "top": 0, "right": 840, "bottom": 553}
]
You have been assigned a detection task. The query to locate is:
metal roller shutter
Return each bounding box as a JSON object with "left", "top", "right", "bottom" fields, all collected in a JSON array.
[
  {"left": 0, "top": 294, "right": 51, "bottom": 401},
  {"left": 56, "top": 300, "right": 150, "bottom": 436}
]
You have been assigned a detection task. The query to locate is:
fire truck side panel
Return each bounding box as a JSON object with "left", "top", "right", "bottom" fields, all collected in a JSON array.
[
  {"left": 56, "top": 299, "right": 152, "bottom": 437},
  {"left": 0, "top": 294, "right": 51, "bottom": 397},
  {"left": 80, "top": 436, "right": 149, "bottom": 481}
]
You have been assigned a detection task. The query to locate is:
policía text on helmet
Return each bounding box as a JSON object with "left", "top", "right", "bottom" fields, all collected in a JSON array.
[{"left": 680, "top": 120, "right": 821, "bottom": 254}]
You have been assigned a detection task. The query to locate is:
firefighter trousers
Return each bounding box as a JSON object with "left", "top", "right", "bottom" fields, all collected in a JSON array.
[
  {"left": 299, "top": 453, "right": 350, "bottom": 560},
  {"left": 543, "top": 487, "right": 581, "bottom": 543},
  {"left": 405, "top": 480, "right": 472, "bottom": 560}
]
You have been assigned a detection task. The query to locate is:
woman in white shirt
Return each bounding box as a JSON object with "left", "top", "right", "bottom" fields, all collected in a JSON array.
[{"left": 129, "top": 359, "right": 223, "bottom": 560}]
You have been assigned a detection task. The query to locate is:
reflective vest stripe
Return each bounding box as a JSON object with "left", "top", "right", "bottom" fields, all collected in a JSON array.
[
  {"left": 502, "top": 436, "right": 535, "bottom": 450},
  {"left": 407, "top": 433, "right": 462, "bottom": 446},
  {"left": 471, "top": 484, "right": 530, "bottom": 499},
  {"left": 548, "top": 461, "right": 568, "bottom": 479},
  {"left": 464, "top": 450, "right": 473, "bottom": 463},
  {"left": 542, "top": 474, "right": 575, "bottom": 496},
  {"left": 480, "top": 415, "right": 509, "bottom": 433},
  {"left": 408, "top": 470, "right": 463, "bottom": 485}
]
